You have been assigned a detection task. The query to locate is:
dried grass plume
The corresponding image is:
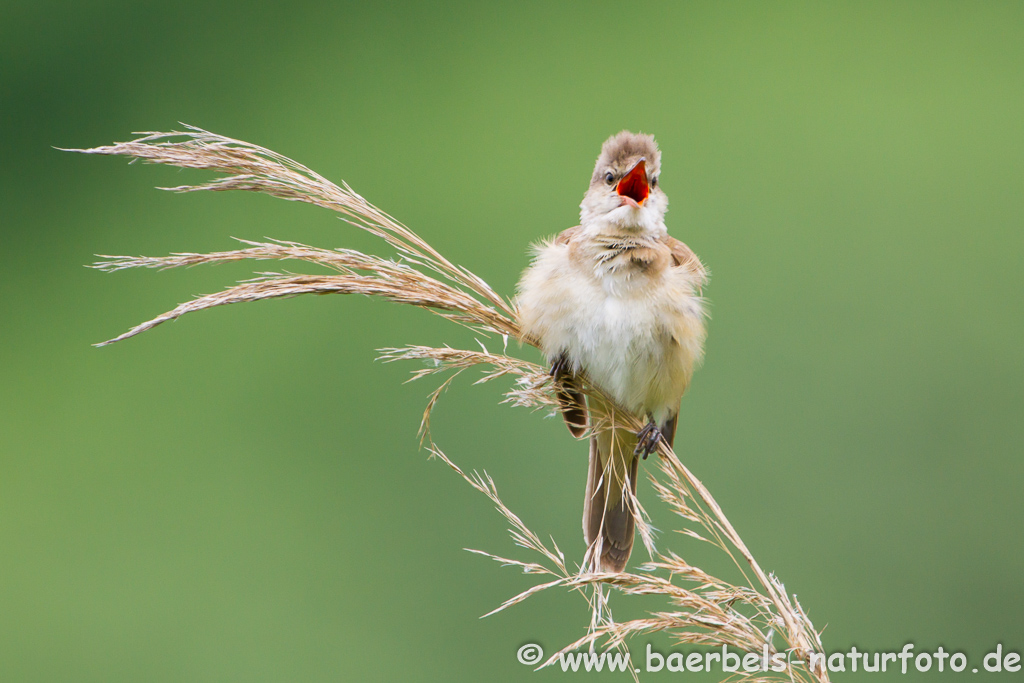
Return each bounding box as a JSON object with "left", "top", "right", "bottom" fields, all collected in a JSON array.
[{"left": 68, "top": 126, "right": 829, "bottom": 682}]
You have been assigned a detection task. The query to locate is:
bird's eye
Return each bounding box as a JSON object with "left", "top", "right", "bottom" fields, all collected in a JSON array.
[
  {"left": 604, "top": 171, "right": 615, "bottom": 185},
  {"left": 651, "top": 175, "right": 658, "bottom": 188}
]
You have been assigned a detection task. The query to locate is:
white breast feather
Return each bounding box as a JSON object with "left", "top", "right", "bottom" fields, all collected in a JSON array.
[{"left": 517, "top": 239, "right": 706, "bottom": 423}]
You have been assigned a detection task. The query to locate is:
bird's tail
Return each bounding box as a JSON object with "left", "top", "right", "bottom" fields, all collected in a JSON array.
[{"left": 583, "top": 425, "right": 640, "bottom": 573}]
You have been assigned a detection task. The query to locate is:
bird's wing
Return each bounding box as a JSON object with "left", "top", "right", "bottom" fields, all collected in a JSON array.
[
  {"left": 551, "top": 351, "right": 587, "bottom": 438},
  {"left": 547, "top": 225, "right": 588, "bottom": 438},
  {"left": 556, "top": 377, "right": 588, "bottom": 438},
  {"left": 661, "top": 235, "right": 709, "bottom": 285},
  {"left": 661, "top": 413, "right": 678, "bottom": 450},
  {"left": 554, "top": 225, "right": 582, "bottom": 245}
]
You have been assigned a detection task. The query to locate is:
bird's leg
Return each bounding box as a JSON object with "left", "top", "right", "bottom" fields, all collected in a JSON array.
[{"left": 634, "top": 420, "right": 663, "bottom": 459}]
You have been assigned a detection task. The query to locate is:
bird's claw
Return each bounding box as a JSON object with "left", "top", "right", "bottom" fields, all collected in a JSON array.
[
  {"left": 635, "top": 421, "right": 662, "bottom": 459},
  {"left": 550, "top": 353, "right": 571, "bottom": 379}
]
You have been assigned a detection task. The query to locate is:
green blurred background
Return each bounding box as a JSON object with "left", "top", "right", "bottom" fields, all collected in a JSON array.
[{"left": 2, "top": 1, "right": 1022, "bottom": 680}]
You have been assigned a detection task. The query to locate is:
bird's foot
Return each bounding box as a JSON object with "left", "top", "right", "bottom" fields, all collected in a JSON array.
[
  {"left": 635, "top": 421, "right": 663, "bottom": 459},
  {"left": 550, "top": 353, "right": 571, "bottom": 379}
]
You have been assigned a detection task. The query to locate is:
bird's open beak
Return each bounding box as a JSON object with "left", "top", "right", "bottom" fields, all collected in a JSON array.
[{"left": 616, "top": 158, "right": 649, "bottom": 207}]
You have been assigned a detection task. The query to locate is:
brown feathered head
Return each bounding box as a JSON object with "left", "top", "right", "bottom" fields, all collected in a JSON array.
[{"left": 581, "top": 130, "right": 668, "bottom": 232}]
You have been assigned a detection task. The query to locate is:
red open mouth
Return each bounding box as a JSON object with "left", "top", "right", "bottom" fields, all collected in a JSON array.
[{"left": 616, "top": 159, "right": 649, "bottom": 206}]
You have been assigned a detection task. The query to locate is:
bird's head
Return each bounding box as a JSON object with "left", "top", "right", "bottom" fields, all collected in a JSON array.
[{"left": 580, "top": 130, "right": 667, "bottom": 233}]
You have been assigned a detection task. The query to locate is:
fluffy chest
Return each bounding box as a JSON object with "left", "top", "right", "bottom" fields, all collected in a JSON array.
[
  {"left": 517, "top": 238, "right": 706, "bottom": 415},
  {"left": 573, "top": 263, "right": 701, "bottom": 413}
]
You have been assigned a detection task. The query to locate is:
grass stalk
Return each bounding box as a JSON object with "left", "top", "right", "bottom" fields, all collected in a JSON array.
[{"left": 69, "top": 126, "right": 829, "bottom": 682}]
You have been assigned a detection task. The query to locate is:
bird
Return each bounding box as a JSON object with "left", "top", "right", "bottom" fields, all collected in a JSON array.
[{"left": 516, "top": 130, "right": 708, "bottom": 573}]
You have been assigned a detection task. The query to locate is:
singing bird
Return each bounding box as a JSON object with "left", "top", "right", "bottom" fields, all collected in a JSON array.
[{"left": 516, "top": 131, "right": 708, "bottom": 572}]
